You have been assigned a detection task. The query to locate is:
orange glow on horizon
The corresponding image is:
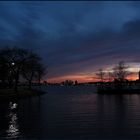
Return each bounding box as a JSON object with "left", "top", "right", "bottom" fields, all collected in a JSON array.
[
  {"left": 47, "top": 75, "right": 95, "bottom": 83},
  {"left": 127, "top": 73, "right": 138, "bottom": 81},
  {"left": 47, "top": 72, "right": 139, "bottom": 83},
  {"left": 47, "top": 63, "right": 140, "bottom": 83}
]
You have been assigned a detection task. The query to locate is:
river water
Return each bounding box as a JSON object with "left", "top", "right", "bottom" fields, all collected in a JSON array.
[{"left": 1, "top": 85, "right": 140, "bottom": 139}]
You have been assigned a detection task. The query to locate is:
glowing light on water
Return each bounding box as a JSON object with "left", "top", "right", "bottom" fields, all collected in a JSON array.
[
  {"left": 6, "top": 102, "right": 20, "bottom": 139},
  {"left": 11, "top": 62, "right": 15, "bottom": 66},
  {"left": 9, "top": 102, "right": 18, "bottom": 110}
]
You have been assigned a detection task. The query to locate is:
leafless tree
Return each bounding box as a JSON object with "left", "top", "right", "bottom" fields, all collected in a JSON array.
[
  {"left": 113, "top": 61, "right": 130, "bottom": 82},
  {"left": 21, "top": 52, "right": 46, "bottom": 89},
  {"left": 96, "top": 69, "right": 105, "bottom": 82},
  {"left": 0, "top": 47, "right": 28, "bottom": 91},
  {"left": 0, "top": 47, "right": 46, "bottom": 91}
]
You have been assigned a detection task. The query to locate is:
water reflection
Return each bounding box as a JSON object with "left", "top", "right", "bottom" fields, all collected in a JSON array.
[
  {"left": 18, "top": 97, "right": 42, "bottom": 139},
  {"left": 2, "top": 86, "right": 140, "bottom": 139},
  {"left": 6, "top": 102, "right": 20, "bottom": 139},
  {"left": 96, "top": 94, "right": 140, "bottom": 138},
  {"left": 45, "top": 86, "right": 140, "bottom": 139}
]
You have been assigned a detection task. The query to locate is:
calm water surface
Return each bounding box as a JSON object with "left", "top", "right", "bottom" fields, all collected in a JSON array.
[{"left": 1, "top": 85, "right": 140, "bottom": 139}]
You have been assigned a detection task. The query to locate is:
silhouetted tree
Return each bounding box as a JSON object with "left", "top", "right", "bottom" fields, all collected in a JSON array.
[
  {"left": 35, "top": 62, "right": 46, "bottom": 85},
  {"left": 0, "top": 47, "right": 29, "bottom": 91},
  {"left": 113, "top": 61, "right": 130, "bottom": 82},
  {"left": 21, "top": 53, "right": 45, "bottom": 89},
  {"left": 108, "top": 71, "right": 113, "bottom": 82},
  {"left": 0, "top": 55, "right": 9, "bottom": 87},
  {"left": 96, "top": 69, "right": 105, "bottom": 82},
  {"left": 0, "top": 47, "right": 46, "bottom": 91}
]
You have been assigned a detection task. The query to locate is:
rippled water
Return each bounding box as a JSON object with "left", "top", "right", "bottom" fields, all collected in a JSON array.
[{"left": 1, "top": 85, "right": 140, "bottom": 139}]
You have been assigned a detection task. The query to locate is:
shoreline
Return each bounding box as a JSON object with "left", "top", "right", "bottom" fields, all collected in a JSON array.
[
  {"left": 97, "top": 88, "right": 140, "bottom": 94},
  {"left": 0, "top": 88, "right": 46, "bottom": 101}
]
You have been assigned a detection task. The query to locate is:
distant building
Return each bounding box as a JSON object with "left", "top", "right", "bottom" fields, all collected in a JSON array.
[
  {"left": 74, "top": 80, "right": 78, "bottom": 85},
  {"left": 62, "top": 80, "right": 74, "bottom": 86}
]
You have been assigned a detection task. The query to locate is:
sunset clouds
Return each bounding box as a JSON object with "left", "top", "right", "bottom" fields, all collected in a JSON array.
[{"left": 0, "top": 2, "right": 140, "bottom": 82}]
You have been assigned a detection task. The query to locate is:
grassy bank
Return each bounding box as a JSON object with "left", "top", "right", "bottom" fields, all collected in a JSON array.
[{"left": 0, "top": 88, "right": 45, "bottom": 100}]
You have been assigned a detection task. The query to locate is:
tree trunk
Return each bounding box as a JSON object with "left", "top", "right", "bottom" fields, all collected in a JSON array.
[
  {"left": 28, "top": 72, "right": 33, "bottom": 90},
  {"left": 28, "top": 80, "right": 32, "bottom": 90},
  {"left": 38, "top": 77, "right": 41, "bottom": 85},
  {"left": 14, "top": 70, "right": 19, "bottom": 93}
]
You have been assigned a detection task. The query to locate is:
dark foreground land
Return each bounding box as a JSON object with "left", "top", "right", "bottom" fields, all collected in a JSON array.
[
  {"left": 96, "top": 82, "right": 140, "bottom": 94},
  {"left": 0, "top": 88, "right": 45, "bottom": 100}
]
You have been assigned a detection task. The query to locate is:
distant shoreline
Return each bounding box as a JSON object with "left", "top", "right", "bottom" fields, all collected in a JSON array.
[{"left": 96, "top": 81, "right": 140, "bottom": 94}]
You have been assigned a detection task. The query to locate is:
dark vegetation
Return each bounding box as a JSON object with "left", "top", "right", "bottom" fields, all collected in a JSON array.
[
  {"left": 0, "top": 47, "right": 46, "bottom": 98},
  {"left": 96, "top": 61, "right": 140, "bottom": 94}
]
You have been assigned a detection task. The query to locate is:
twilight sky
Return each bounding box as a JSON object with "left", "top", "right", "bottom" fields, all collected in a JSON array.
[{"left": 0, "top": 1, "right": 140, "bottom": 82}]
